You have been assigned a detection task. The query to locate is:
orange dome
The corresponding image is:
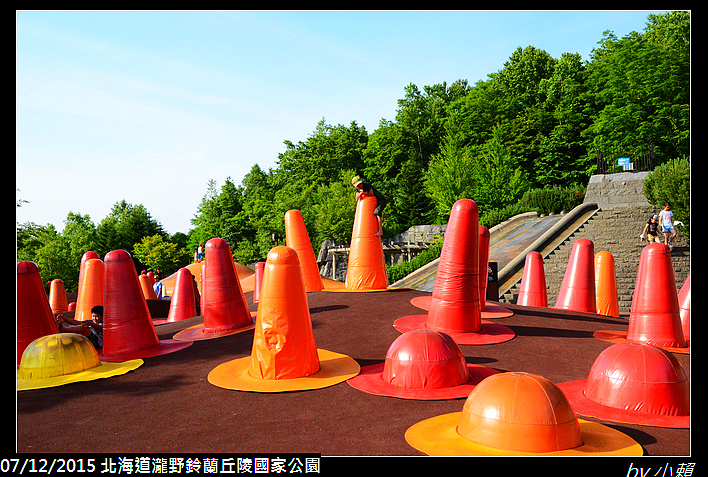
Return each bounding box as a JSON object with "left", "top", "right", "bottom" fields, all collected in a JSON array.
[{"left": 458, "top": 372, "right": 583, "bottom": 453}]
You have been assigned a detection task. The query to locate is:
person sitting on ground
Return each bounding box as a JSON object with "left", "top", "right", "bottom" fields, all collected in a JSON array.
[
  {"left": 56, "top": 305, "right": 103, "bottom": 349},
  {"left": 352, "top": 175, "right": 387, "bottom": 237},
  {"left": 640, "top": 215, "right": 660, "bottom": 243},
  {"left": 55, "top": 305, "right": 103, "bottom": 349}
]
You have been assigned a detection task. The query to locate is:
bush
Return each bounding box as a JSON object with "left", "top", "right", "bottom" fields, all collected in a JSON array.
[
  {"left": 643, "top": 156, "right": 690, "bottom": 236},
  {"left": 517, "top": 185, "right": 586, "bottom": 216},
  {"left": 387, "top": 243, "right": 443, "bottom": 284}
]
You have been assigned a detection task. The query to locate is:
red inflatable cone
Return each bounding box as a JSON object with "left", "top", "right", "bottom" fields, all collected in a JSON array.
[
  {"left": 393, "top": 199, "right": 515, "bottom": 345},
  {"left": 478, "top": 226, "right": 490, "bottom": 311},
  {"left": 48, "top": 279, "right": 69, "bottom": 314},
  {"left": 166, "top": 268, "right": 198, "bottom": 323},
  {"left": 285, "top": 209, "right": 323, "bottom": 292},
  {"left": 100, "top": 250, "right": 191, "bottom": 362},
  {"left": 594, "top": 251, "right": 620, "bottom": 317},
  {"left": 345, "top": 195, "right": 388, "bottom": 290},
  {"left": 253, "top": 261, "right": 265, "bottom": 303},
  {"left": 678, "top": 273, "right": 690, "bottom": 343},
  {"left": 17, "top": 261, "right": 59, "bottom": 365},
  {"left": 516, "top": 252, "right": 548, "bottom": 308},
  {"left": 626, "top": 243, "right": 686, "bottom": 349},
  {"left": 202, "top": 238, "right": 252, "bottom": 332},
  {"left": 554, "top": 239, "right": 596, "bottom": 314},
  {"left": 427, "top": 199, "right": 481, "bottom": 333},
  {"left": 173, "top": 238, "right": 255, "bottom": 341},
  {"left": 74, "top": 258, "right": 104, "bottom": 322}
]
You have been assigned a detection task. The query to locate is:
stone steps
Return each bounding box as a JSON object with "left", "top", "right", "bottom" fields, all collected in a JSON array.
[{"left": 501, "top": 205, "right": 690, "bottom": 314}]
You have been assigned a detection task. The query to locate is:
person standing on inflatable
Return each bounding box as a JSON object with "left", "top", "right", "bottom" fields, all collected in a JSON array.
[{"left": 352, "top": 175, "right": 387, "bottom": 237}]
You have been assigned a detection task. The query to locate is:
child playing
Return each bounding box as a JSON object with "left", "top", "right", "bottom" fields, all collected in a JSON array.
[
  {"left": 640, "top": 215, "right": 660, "bottom": 243},
  {"left": 352, "top": 175, "right": 387, "bottom": 237},
  {"left": 658, "top": 203, "right": 678, "bottom": 250}
]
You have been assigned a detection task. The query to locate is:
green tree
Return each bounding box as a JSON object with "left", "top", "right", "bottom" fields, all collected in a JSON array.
[
  {"left": 424, "top": 135, "right": 477, "bottom": 222},
  {"left": 133, "top": 234, "right": 191, "bottom": 275},
  {"left": 312, "top": 170, "right": 357, "bottom": 243},
  {"left": 473, "top": 126, "right": 531, "bottom": 211},
  {"left": 584, "top": 11, "right": 690, "bottom": 164}
]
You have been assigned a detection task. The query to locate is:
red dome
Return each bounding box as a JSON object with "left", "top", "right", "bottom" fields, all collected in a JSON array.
[
  {"left": 584, "top": 343, "right": 689, "bottom": 416},
  {"left": 382, "top": 330, "right": 469, "bottom": 390}
]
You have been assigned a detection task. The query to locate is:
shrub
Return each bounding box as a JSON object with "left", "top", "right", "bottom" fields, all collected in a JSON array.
[{"left": 643, "top": 156, "right": 690, "bottom": 236}]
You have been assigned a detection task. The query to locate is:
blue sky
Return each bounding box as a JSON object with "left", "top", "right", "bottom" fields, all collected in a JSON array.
[{"left": 16, "top": 10, "right": 669, "bottom": 236}]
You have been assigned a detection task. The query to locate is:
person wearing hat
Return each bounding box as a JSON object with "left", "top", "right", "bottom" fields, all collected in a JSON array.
[
  {"left": 640, "top": 214, "right": 660, "bottom": 243},
  {"left": 351, "top": 175, "right": 387, "bottom": 237}
]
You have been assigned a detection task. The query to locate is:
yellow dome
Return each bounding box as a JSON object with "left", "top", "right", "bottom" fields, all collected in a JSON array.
[{"left": 18, "top": 333, "right": 101, "bottom": 379}]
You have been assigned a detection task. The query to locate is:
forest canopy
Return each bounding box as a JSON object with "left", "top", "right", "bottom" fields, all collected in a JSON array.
[{"left": 17, "top": 11, "right": 690, "bottom": 290}]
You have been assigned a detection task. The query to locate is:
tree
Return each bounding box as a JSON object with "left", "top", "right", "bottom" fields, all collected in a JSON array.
[
  {"left": 584, "top": 11, "right": 690, "bottom": 163},
  {"left": 424, "top": 134, "right": 477, "bottom": 222},
  {"left": 395, "top": 81, "right": 469, "bottom": 165},
  {"left": 133, "top": 235, "right": 191, "bottom": 275},
  {"left": 312, "top": 170, "right": 357, "bottom": 243},
  {"left": 472, "top": 126, "right": 531, "bottom": 211}
]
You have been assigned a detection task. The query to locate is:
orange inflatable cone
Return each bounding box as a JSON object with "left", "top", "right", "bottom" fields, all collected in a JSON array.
[
  {"left": 250, "top": 246, "right": 320, "bottom": 380},
  {"left": 478, "top": 226, "right": 490, "bottom": 311},
  {"left": 345, "top": 195, "right": 388, "bottom": 290},
  {"left": 253, "top": 261, "right": 265, "bottom": 303},
  {"left": 48, "top": 279, "right": 69, "bottom": 314},
  {"left": 554, "top": 239, "right": 596, "bottom": 314},
  {"left": 100, "top": 250, "right": 192, "bottom": 362},
  {"left": 516, "top": 252, "right": 548, "bottom": 308},
  {"left": 427, "top": 199, "right": 481, "bottom": 333},
  {"left": 285, "top": 209, "right": 323, "bottom": 292},
  {"left": 165, "top": 268, "right": 198, "bottom": 323},
  {"left": 208, "top": 246, "right": 360, "bottom": 392},
  {"left": 139, "top": 273, "right": 158, "bottom": 300},
  {"left": 626, "top": 243, "right": 686, "bottom": 349},
  {"left": 17, "top": 261, "right": 59, "bottom": 365},
  {"left": 173, "top": 238, "right": 255, "bottom": 341},
  {"left": 77, "top": 251, "right": 100, "bottom": 297},
  {"left": 74, "top": 258, "right": 104, "bottom": 321},
  {"left": 678, "top": 273, "right": 690, "bottom": 343},
  {"left": 594, "top": 251, "right": 620, "bottom": 317}
]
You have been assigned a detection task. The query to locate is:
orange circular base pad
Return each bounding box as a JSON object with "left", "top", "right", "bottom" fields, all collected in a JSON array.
[
  {"left": 405, "top": 413, "right": 643, "bottom": 456},
  {"left": 208, "top": 349, "right": 360, "bottom": 393}
]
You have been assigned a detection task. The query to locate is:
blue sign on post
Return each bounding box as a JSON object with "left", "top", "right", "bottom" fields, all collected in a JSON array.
[{"left": 617, "top": 157, "right": 630, "bottom": 166}]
